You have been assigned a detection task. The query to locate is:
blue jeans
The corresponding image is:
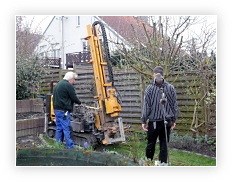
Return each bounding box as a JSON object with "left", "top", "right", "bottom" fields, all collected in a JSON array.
[{"left": 54, "top": 110, "right": 74, "bottom": 149}]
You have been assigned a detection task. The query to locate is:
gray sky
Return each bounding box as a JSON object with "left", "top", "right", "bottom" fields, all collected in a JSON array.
[
  {"left": 24, "top": 15, "right": 216, "bottom": 34},
  {"left": 23, "top": 15, "right": 53, "bottom": 33},
  {"left": 24, "top": 15, "right": 216, "bottom": 52}
]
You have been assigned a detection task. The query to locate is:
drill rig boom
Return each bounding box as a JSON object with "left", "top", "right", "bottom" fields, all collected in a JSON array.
[
  {"left": 84, "top": 21, "right": 125, "bottom": 145},
  {"left": 46, "top": 21, "right": 125, "bottom": 148}
]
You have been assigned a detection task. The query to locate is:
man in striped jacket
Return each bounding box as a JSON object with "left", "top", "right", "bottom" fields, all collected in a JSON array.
[{"left": 141, "top": 66, "right": 178, "bottom": 164}]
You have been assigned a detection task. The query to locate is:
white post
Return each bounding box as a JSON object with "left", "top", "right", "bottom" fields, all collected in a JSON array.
[{"left": 118, "top": 117, "right": 125, "bottom": 142}]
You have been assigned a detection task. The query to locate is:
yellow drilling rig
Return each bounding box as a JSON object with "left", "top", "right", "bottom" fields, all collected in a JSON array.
[{"left": 45, "top": 21, "right": 126, "bottom": 148}]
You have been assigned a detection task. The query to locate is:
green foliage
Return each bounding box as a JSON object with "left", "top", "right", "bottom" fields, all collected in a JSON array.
[
  {"left": 16, "top": 57, "right": 47, "bottom": 100},
  {"left": 206, "top": 79, "right": 216, "bottom": 103},
  {"left": 169, "top": 149, "right": 216, "bottom": 166},
  {"left": 169, "top": 131, "right": 216, "bottom": 152},
  {"left": 205, "top": 87, "right": 216, "bottom": 105},
  {"left": 126, "top": 132, "right": 146, "bottom": 162},
  {"left": 100, "top": 140, "right": 216, "bottom": 166},
  {"left": 39, "top": 132, "right": 215, "bottom": 166},
  {"left": 16, "top": 16, "right": 46, "bottom": 100},
  {"left": 170, "top": 132, "right": 197, "bottom": 149},
  {"left": 40, "top": 134, "right": 95, "bottom": 151},
  {"left": 206, "top": 137, "right": 216, "bottom": 146}
]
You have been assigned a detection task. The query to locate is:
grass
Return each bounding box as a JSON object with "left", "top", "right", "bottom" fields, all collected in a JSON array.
[
  {"left": 168, "top": 149, "right": 216, "bottom": 166},
  {"left": 39, "top": 134, "right": 94, "bottom": 151},
  {"left": 39, "top": 134, "right": 216, "bottom": 166},
  {"left": 97, "top": 141, "right": 216, "bottom": 166}
]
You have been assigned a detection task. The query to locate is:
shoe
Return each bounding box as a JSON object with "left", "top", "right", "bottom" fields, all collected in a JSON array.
[
  {"left": 154, "top": 160, "right": 160, "bottom": 166},
  {"left": 154, "top": 160, "right": 170, "bottom": 166},
  {"left": 158, "top": 162, "right": 169, "bottom": 166}
]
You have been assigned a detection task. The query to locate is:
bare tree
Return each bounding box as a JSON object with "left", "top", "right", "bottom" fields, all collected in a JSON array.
[
  {"left": 16, "top": 16, "right": 47, "bottom": 100},
  {"left": 110, "top": 16, "right": 202, "bottom": 84},
  {"left": 183, "top": 18, "right": 216, "bottom": 135},
  {"left": 16, "top": 16, "right": 43, "bottom": 60},
  {"left": 108, "top": 16, "right": 216, "bottom": 136}
]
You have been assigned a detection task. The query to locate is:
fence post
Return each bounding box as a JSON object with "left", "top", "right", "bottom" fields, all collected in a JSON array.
[
  {"left": 139, "top": 73, "right": 145, "bottom": 115},
  {"left": 201, "top": 68, "right": 210, "bottom": 135},
  {"left": 59, "top": 69, "right": 62, "bottom": 80}
]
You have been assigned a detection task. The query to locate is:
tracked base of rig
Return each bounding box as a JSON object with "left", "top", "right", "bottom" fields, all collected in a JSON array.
[
  {"left": 46, "top": 128, "right": 99, "bottom": 149},
  {"left": 71, "top": 132, "right": 99, "bottom": 149}
]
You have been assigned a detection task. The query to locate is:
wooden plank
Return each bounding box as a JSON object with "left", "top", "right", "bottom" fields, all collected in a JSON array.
[
  {"left": 75, "top": 79, "right": 95, "bottom": 85},
  {"left": 121, "top": 108, "right": 142, "bottom": 113},
  {"left": 116, "top": 86, "right": 141, "bottom": 91},
  {"left": 178, "top": 112, "right": 202, "bottom": 118},
  {"left": 114, "top": 82, "right": 140, "bottom": 86},
  {"left": 167, "top": 75, "right": 199, "bottom": 82},
  {"left": 121, "top": 102, "right": 141, "bottom": 107},
  {"left": 178, "top": 106, "right": 202, "bottom": 112},
  {"left": 16, "top": 118, "right": 44, "bottom": 130},
  {"left": 122, "top": 119, "right": 142, "bottom": 124},
  {"left": 16, "top": 127, "right": 44, "bottom": 138},
  {"left": 177, "top": 100, "right": 197, "bottom": 106},
  {"left": 119, "top": 113, "right": 141, "bottom": 118},
  {"left": 177, "top": 95, "right": 201, "bottom": 100}
]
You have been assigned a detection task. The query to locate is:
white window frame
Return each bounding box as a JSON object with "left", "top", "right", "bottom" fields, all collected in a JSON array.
[
  {"left": 81, "top": 39, "right": 89, "bottom": 51},
  {"left": 53, "top": 49, "right": 60, "bottom": 58},
  {"left": 76, "top": 16, "right": 80, "bottom": 27}
]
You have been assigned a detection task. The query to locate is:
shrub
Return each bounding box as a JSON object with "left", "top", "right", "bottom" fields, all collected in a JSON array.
[{"left": 16, "top": 57, "right": 47, "bottom": 100}]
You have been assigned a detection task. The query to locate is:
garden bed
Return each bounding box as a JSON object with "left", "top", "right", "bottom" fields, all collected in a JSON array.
[
  {"left": 16, "top": 112, "right": 45, "bottom": 120},
  {"left": 16, "top": 112, "right": 45, "bottom": 138},
  {"left": 15, "top": 112, "right": 216, "bottom": 159}
]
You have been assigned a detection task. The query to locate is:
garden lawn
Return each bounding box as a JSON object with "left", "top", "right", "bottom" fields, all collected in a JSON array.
[
  {"left": 98, "top": 141, "right": 216, "bottom": 166},
  {"left": 41, "top": 134, "right": 216, "bottom": 166}
]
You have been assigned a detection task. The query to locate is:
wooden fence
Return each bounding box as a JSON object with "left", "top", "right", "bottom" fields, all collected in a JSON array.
[{"left": 39, "top": 66, "right": 216, "bottom": 137}]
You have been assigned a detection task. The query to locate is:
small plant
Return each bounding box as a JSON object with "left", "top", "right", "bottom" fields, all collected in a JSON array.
[
  {"left": 73, "top": 144, "right": 94, "bottom": 151},
  {"left": 206, "top": 137, "right": 216, "bottom": 145},
  {"left": 54, "top": 142, "right": 66, "bottom": 149},
  {"left": 169, "top": 132, "right": 195, "bottom": 150}
]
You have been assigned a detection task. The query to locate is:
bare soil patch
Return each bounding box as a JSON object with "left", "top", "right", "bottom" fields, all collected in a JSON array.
[
  {"left": 16, "top": 135, "right": 44, "bottom": 148},
  {"left": 16, "top": 112, "right": 44, "bottom": 120}
]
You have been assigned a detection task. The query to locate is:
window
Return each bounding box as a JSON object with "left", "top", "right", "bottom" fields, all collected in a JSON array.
[
  {"left": 53, "top": 49, "right": 60, "bottom": 58},
  {"left": 82, "top": 40, "right": 89, "bottom": 51},
  {"left": 42, "top": 52, "right": 47, "bottom": 58},
  {"left": 76, "top": 16, "right": 80, "bottom": 27},
  {"left": 40, "top": 45, "right": 47, "bottom": 52}
]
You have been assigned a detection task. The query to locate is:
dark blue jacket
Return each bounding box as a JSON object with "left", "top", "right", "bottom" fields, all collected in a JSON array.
[{"left": 53, "top": 79, "right": 81, "bottom": 112}]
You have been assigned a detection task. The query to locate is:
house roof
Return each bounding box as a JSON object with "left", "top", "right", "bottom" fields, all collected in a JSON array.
[
  {"left": 98, "top": 16, "right": 189, "bottom": 63},
  {"left": 98, "top": 16, "right": 153, "bottom": 46},
  {"left": 42, "top": 16, "right": 55, "bottom": 35}
]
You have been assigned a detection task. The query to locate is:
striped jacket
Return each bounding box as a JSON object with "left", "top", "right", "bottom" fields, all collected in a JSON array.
[{"left": 141, "top": 79, "right": 178, "bottom": 124}]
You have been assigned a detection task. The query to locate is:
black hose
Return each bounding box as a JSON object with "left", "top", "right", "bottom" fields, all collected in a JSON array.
[{"left": 92, "top": 21, "right": 114, "bottom": 87}]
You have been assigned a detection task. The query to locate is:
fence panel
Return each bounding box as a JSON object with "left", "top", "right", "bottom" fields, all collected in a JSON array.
[{"left": 39, "top": 66, "right": 216, "bottom": 137}]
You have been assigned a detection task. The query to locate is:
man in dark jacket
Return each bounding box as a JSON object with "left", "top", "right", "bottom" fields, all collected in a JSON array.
[
  {"left": 141, "top": 66, "right": 178, "bottom": 164},
  {"left": 53, "top": 71, "right": 81, "bottom": 149}
]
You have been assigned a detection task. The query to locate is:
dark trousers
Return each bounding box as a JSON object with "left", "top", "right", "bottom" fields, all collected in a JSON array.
[{"left": 146, "top": 121, "right": 171, "bottom": 163}]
